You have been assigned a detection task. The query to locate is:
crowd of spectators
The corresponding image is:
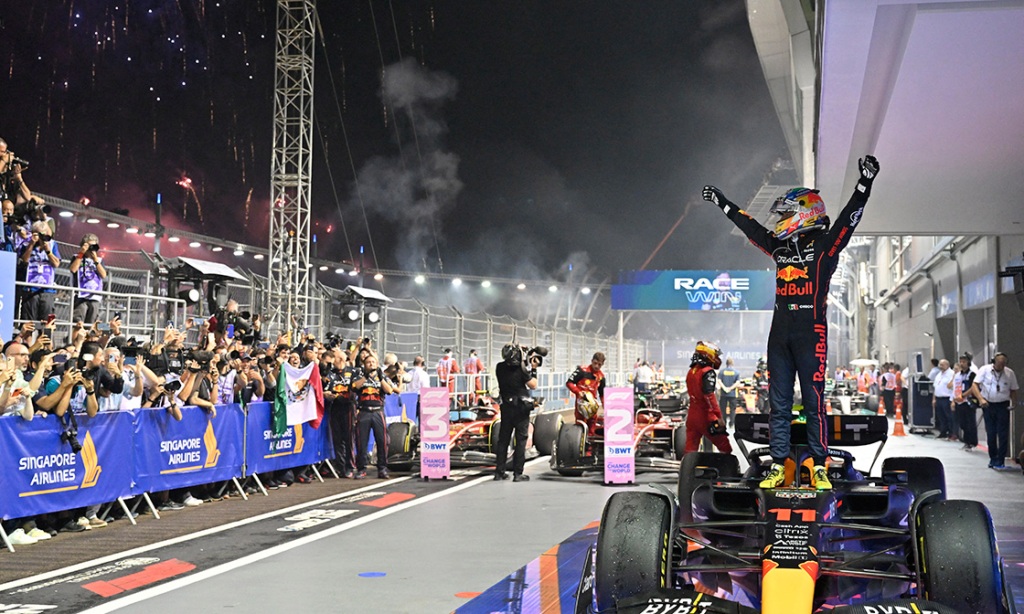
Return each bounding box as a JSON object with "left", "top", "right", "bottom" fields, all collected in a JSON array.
[{"left": 0, "top": 291, "right": 430, "bottom": 546}]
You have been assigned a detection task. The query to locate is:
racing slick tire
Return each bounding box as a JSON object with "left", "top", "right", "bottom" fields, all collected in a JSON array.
[
  {"left": 532, "top": 411, "right": 561, "bottom": 456},
  {"left": 488, "top": 420, "right": 504, "bottom": 455},
  {"left": 386, "top": 421, "right": 416, "bottom": 472},
  {"left": 865, "top": 394, "right": 880, "bottom": 414},
  {"left": 555, "top": 421, "right": 586, "bottom": 477},
  {"left": 595, "top": 491, "right": 672, "bottom": 612},
  {"left": 881, "top": 456, "right": 946, "bottom": 502},
  {"left": 672, "top": 425, "right": 686, "bottom": 461},
  {"left": 916, "top": 499, "right": 1005, "bottom": 613},
  {"left": 677, "top": 452, "right": 740, "bottom": 524}
]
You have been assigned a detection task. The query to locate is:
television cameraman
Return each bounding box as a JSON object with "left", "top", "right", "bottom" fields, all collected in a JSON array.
[{"left": 493, "top": 344, "right": 542, "bottom": 482}]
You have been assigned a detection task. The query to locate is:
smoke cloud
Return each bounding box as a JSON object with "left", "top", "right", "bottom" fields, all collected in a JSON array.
[{"left": 349, "top": 58, "right": 463, "bottom": 272}]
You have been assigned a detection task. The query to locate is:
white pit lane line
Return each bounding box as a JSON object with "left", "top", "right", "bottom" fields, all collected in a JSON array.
[
  {"left": 0, "top": 477, "right": 410, "bottom": 593},
  {"left": 77, "top": 458, "right": 547, "bottom": 613}
]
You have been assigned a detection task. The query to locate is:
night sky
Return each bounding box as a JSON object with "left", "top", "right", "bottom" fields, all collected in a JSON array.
[{"left": 0, "top": 1, "right": 787, "bottom": 296}]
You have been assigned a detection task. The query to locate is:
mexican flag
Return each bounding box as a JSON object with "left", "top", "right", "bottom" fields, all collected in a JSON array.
[{"left": 272, "top": 362, "right": 325, "bottom": 436}]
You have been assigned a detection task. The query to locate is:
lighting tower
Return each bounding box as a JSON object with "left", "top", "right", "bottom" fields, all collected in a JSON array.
[{"left": 267, "top": 0, "right": 316, "bottom": 335}]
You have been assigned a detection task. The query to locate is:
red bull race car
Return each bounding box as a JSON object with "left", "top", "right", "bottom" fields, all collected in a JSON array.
[{"left": 578, "top": 413, "right": 1017, "bottom": 613}]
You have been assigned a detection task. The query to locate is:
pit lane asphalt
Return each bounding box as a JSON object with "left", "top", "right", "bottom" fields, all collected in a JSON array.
[{"left": 4, "top": 422, "right": 1022, "bottom": 613}]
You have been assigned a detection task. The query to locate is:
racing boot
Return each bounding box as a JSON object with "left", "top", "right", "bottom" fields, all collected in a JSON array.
[
  {"left": 758, "top": 463, "right": 786, "bottom": 489},
  {"left": 812, "top": 465, "right": 832, "bottom": 490}
]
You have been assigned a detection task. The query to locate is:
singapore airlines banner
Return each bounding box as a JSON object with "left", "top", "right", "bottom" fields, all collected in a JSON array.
[{"left": 611, "top": 270, "right": 775, "bottom": 311}]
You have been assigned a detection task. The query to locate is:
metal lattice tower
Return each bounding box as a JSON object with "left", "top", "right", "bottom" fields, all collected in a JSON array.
[{"left": 267, "top": 0, "right": 316, "bottom": 335}]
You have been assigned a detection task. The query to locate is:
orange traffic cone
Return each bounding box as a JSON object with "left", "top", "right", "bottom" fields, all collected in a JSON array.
[
  {"left": 877, "top": 396, "right": 886, "bottom": 416},
  {"left": 892, "top": 398, "right": 907, "bottom": 437},
  {"left": 826, "top": 398, "right": 833, "bottom": 414}
]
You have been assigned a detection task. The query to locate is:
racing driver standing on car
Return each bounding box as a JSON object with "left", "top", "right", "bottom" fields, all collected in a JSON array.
[
  {"left": 566, "top": 352, "right": 606, "bottom": 443},
  {"left": 684, "top": 341, "right": 733, "bottom": 455},
  {"left": 702, "top": 155, "right": 879, "bottom": 490}
]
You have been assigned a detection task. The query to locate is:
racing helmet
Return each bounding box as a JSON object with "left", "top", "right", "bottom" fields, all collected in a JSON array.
[
  {"left": 691, "top": 340, "right": 722, "bottom": 369},
  {"left": 577, "top": 392, "right": 601, "bottom": 420},
  {"left": 771, "top": 187, "right": 827, "bottom": 240}
]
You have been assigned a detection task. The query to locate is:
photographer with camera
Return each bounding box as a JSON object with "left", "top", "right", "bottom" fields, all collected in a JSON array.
[
  {"left": 2, "top": 198, "right": 18, "bottom": 252},
  {"left": 1, "top": 346, "right": 35, "bottom": 420},
  {"left": 493, "top": 344, "right": 542, "bottom": 482},
  {"left": 210, "top": 298, "right": 253, "bottom": 347},
  {"left": 18, "top": 220, "right": 61, "bottom": 322},
  {"left": 69, "top": 233, "right": 107, "bottom": 325}
]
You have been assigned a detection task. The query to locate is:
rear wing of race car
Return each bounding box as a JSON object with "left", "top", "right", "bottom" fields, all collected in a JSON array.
[
  {"left": 734, "top": 413, "right": 888, "bottom": 446},
  {"left": 734, "top": 413, "right": 890, "bottom": 474}
]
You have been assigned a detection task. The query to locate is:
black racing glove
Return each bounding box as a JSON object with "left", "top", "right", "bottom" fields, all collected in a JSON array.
[
  {"left": 702, "top": 185, "right": 737, "bottom": 217},
  {"left": 858, "top": 155, "right": 879, "bottom": 183}
]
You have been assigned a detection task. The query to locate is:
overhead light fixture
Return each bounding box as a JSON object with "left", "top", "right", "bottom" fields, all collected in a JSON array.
[
  {"left": 59, "top": 210, "right": 74, "bottom": 218},
  {"left": 344, "top": 305, "right": 360, "bottom": 321},
  {"left": 106, "top": 222, "right": 119, "bottom": 229},
  {"left": 373, "top": 273, "right": 384, "bottom": 281},
  {"left": 254, "top": 254, "right": 265, "bottom": 260},
  {"left": 143, "top": 231, "right": 156, "bottom": 238},
  {"left": 348, "top": 269, "right": 358, "bottom": 276},
  {"left": 481, "top": 280, "right": 492, "bottom": 288},
  {"left": 177, "top": 288, "right": 201, "bottom": 305},
  {"left": 126, "top": 226, "right": 139, "bottom": 234},
  {"left": 365, "top": 310, "right": 381, "bottom": 324},
  {"left": 334, "top": 267, "right": 344, "bottom": 274},
  {"left": 452, "top": 278, "right": 463, "bottom": 287},
  {"left": 581, "top": 287, "right": 592, "bottom": 295},
  {"left": 86, "top": 217, "right": 100, "bottom": 224},
  {"left": 517, "top": 283, "right": 526, "bottom": 290},
  {"left": 414, "top": 275, "right": 426, "bottom": 284},
  {"left": 167, "top": 236, "right": 180, "bottom": 243},
  {"left": 211, "top": 246, "right": 223, "bottom": 252},
  {"left": 189, "top": 241, "right": 201, "bottom": 248},
  {"left": 233, "top": 249, "right": 245, "bottom": 256},
  {"left": 920, "top": 301, "right": 931, "bottom": 312},
  {"left": 319, "top": 265, "right": 328, "bottom": 271},
  {"left": 548, "top": 285, "right": 558, "bottom": 292}
]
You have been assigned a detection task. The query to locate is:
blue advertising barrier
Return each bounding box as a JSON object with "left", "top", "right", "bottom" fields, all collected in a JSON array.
[
  {"left": 245, "top": 402, "right": 331, "bottom": 475},
  {"left": 0, "top": 412, "right": 134, "bottom": 520},
  {"left": 133, "top": 405, "right": 245, "bottom": 493},
  {"left": 0, "top": 404, "right": 336, "bottom": 521}
]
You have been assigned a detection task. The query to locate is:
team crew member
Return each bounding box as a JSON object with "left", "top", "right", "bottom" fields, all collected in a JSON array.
[
  {"left": 684, "top": 342, "right": 732, "bottom": 454},
  {"left": 931, "top": 359, "right": 955, "bottom": 439},
  {"left": 323, "top": 349, "right": 358, "bottom": 478},
  {"left": 717, "top": 357, "right": 741, "bottom": 428},
  {"left": 971, "top": 352, "right": 1019, "bottom": 469},
  {"left": 952, "top": 352, "right": 980, "bottom": 451},
  {"left": 493, "top": 345, "right": 539, "bottom": 482},
  {"left": 352, "top": 354, "right": 395, "bottom": 479},
  {"left": 703, "top": 154, "right": 879, "bottom": 490},
  {"left": 566, "top": 352, "right": 606, "bottom": 440},
  {"left": 463, "top": 349, "right": 485, "bottom": 404},
  {"left": 436, "top": 348, "right": 459, "bottom": 396},
  {"left": 880, "top": 365, "right": 897, "bottom": 418}
]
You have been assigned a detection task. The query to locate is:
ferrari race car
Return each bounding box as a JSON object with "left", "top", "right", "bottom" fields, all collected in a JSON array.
[
  {"left": 549, "top": 406, "right": 685, "bottom": 476},
  {"left": 386, "top": 395, "right": 537, "bottom": 471},
  {"left": 579, "top": 413, "right": 1017, "bottom": 613}
]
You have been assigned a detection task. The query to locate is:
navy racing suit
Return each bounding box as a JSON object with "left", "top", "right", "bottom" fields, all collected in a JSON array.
[{"left": 715, "top": 176, "right": 874, "bottom": 465}]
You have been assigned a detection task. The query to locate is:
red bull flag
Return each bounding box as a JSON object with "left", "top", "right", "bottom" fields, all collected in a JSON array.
[{"left": 272, "top": 362, "right": 325, "bottom": 436}]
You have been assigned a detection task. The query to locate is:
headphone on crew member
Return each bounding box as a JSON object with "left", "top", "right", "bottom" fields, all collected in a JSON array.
[{"left": 992, "top": 351, "right": 1008, "bottom": 365}]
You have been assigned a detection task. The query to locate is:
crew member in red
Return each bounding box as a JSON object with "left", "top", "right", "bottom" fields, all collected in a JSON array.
[
  {"left": 566, "top": 352, "right": 606, "bottom": 439},
  {"left": 684, "top": 341, "right": 732, "bottom": 454},
  {"left": 436, "top": 348, "right": 459, "bottom": 395},
  {"left": 463, "top": 349, "right": 485, "bottom": 404}
]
